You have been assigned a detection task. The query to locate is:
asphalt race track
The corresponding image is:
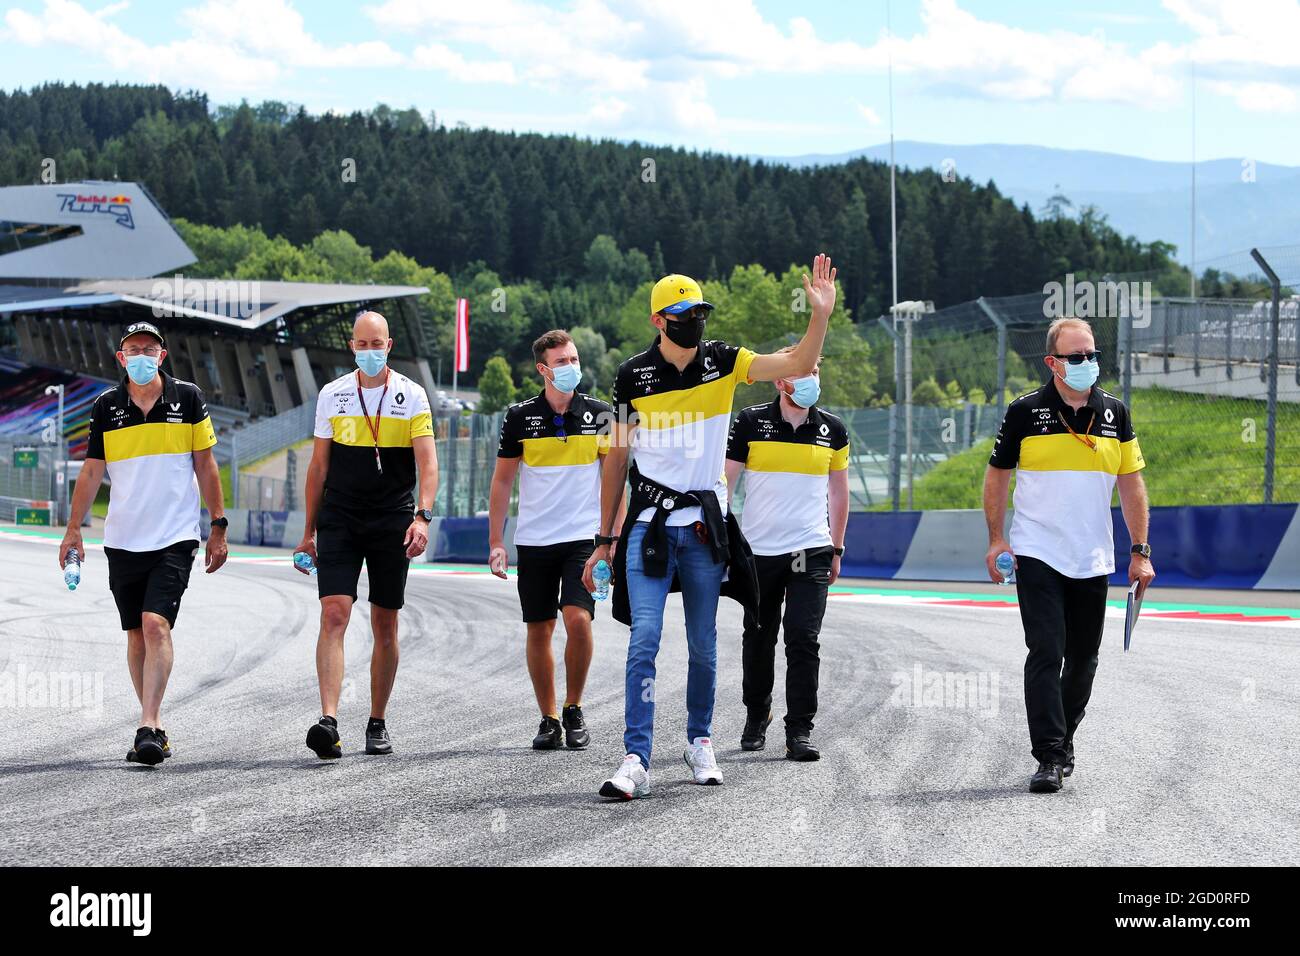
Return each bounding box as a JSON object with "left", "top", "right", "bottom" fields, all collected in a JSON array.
[{"left": 2, "top": 529, "right": 1297, "bottom": 866}]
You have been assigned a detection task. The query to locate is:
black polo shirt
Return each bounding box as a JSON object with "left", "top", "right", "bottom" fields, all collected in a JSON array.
[
  {"left": 611, "top": 336, "right": 756, "bottom": 526},
  {"left": 989, "top": 379, "right": 1145, "bottom": 577},
  {"left": 497, "top": 390, "right": 612, "bottom": 546},
  {"left": 726, "top": 399, "right": 850, "bottom": 554},
  {"left": 85, "top": 371, "right": 217, "bottom": 552}
]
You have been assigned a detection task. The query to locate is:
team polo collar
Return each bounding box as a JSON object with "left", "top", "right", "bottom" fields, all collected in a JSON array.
[
  {"left": 763, "top": 397, "right": 825, "bottom": 434},
  {"left": 647, "top": 335, "right": 707, "bottom": 370},
  {"left": 536, "top": 388, "right": 594, "bottom": 423},
  {"left": 113, "top": 369, "right": 180, "bottom": 409},
  {"left": 1042, "top": 378, "right": 1105, "bottom": 418}
]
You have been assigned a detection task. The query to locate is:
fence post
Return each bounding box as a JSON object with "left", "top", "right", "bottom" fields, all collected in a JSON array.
[
  {"left": 445, "top": 418, "right": 459, "bottom": 517},
  {"left": 876, "top": 316, "right": 902, "bottom": 511},
  {"left": 1249, "top": 248, "right": 1281, "bottom": 505},
  {"left": 231, "top": 432, "right": 239, "bottom": 509},
  {"left": 976, "top": 297, "right": 1008, "bottom": 408}
]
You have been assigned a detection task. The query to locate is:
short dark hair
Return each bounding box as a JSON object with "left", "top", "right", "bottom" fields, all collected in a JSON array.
[{"left": 533, "top": 329, "right": 574, "bottom": 365}]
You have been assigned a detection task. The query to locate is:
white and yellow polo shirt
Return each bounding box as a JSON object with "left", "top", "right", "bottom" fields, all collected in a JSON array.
[
  {"left": 313, "top": 369, "right": 433, "bottom": 512},
  {"left": 727, "top": 400, "right": 850, "bottom": 555},
  {"left": 611, "top": 337, "right": 756, "bottom": 527},
  {"left": 989, "top": 380, "right": 1145, "bottom": 578},
  {"left": 85, "top": 372, "right": 217, "bottom": 552},
  {"left": 497, "top": 390, "right": 612, "bottom": 546}
]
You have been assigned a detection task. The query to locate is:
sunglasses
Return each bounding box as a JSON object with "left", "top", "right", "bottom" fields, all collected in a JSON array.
[
  {"left": 670, "top": 305, "right": 711, "bottom": 322},
  {"left": 1051, "top": 351, "right": 1101, "bottom": 365},
  {"left": 553, "top": 414, "right": 567, "bottom": 442}
]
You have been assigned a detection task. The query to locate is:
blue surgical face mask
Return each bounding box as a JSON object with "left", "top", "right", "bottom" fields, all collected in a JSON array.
[
  {"left": 789, "top": 374, "right": 820, "bottom": 408},
  {"left": 355, "top": 348, "right": 388, "bottom": 377},
  {"left": 1058, "top": 357, "right": 1099, "bottom": 391},
  {"left": 125, "top": 354, "right": 159, "bottom": 386},
  {"left": 549, "top": 362, "right": 581, "bottom": 393}
]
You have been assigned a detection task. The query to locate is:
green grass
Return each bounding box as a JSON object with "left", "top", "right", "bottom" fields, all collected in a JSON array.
[{"left": 877, "top": 384, "right": 1300, "bottom": 509}]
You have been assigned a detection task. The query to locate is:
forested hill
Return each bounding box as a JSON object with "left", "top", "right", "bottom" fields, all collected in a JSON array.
[{"left": 0, "top": 83, "right": 1178, "bottom": 318}]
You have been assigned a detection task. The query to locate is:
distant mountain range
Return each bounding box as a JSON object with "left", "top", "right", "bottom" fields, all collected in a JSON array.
[{"left": 761, "top": 141, "right": 1300, "bottom": 268}]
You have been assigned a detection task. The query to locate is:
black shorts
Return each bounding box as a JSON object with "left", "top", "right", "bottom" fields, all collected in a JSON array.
[
  {"left": 316, "top": 502, "right": 412, "bottom": 610},
  {"left": 105, "top": 540, "right": 199, "bottom": 631},
  {"left": 515, "top": 539, "right": 596, "bottom": 623}
]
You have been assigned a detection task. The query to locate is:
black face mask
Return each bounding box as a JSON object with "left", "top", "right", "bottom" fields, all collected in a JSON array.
[{"left": 662, "top": 314, "right": 706, "bottom": 349}]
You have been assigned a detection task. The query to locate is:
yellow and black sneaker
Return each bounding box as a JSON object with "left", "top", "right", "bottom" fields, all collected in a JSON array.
[
  {"left": 306, "top": 716, "right": 342, "bottom": 760},
  {"left": 156, "top": 728, "right": 172, "bottom": 759},
  {"left": 126, "top": 726, "right": 165, "bottom": 766},
  {"left": 532, "top": 716, "right": 562, "bottom": 750}
]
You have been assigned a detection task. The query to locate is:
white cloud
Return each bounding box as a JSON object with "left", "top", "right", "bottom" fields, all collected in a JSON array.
[
  {"left": 3, "top": 0, "right": 399, "bottom": 95},
  {"left": 855, "top": 103, "right": 882, "bottom": 126},
  {"left": 412, "top": 43, "right": 515, "bottom": 83}
]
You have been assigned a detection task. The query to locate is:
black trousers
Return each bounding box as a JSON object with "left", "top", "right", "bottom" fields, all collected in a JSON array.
[
  {"left": 1014, "top": 554, "right": 1110, "bottom": 765},
  {"left": 741, "top": 547, "right": 833, "bottom": 734}
]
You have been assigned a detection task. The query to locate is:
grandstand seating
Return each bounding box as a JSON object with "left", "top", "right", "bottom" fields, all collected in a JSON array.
[{"left": 0, "top": 355, "right": 249, "bottom": 459}]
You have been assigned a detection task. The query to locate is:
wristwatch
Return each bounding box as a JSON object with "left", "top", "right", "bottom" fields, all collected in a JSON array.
[
  {"left": 1130, "top": 543, "right": 1152, "bottom": 558},
  {"left": 415, "top": 508, "right": 434, "bottom": 523},
  {"left": 210, "top": 516, "right": 229, "bottom": 530},
  {"left": 833, "top": 546, "right": 845, "bottom": 557},
  {"left": 595, "top": 534, "right": 619, "bottom": 547}
]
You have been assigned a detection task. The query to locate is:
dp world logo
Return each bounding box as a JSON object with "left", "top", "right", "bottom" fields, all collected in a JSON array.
[{"left": 57, "top": 192, "right": 135, "bottom": 230}]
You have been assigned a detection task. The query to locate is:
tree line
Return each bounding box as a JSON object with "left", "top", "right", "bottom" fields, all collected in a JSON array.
[{"left": 0, "top": 82, "right": 1191, "bottom": 329}]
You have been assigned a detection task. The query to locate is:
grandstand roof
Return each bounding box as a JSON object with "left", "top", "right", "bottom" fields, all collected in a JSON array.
[{"left": 0, "top": 279, "right": 429, "bottom": 330}]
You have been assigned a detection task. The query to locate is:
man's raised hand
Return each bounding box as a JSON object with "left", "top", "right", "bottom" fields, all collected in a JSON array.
[{"left": 802, "top": 253, "right": 837, "bottom": 321}]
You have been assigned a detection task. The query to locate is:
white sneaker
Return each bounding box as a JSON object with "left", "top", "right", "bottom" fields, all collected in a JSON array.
[
  {"left": 599, "top": 754, "right": 650, "bottom": 800},
  {"left": 684, "top": 736, "right": 724, "bottom": 786}
]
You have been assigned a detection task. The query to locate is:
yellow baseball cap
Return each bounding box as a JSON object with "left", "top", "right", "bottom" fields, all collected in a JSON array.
[{"left": 651, "top": 274, "right": 713, "bottom": 315}]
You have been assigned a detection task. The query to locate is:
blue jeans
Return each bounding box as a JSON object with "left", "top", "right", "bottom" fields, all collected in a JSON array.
[{"left": 623, "top": 521, "right": 727, "bottom": 768}]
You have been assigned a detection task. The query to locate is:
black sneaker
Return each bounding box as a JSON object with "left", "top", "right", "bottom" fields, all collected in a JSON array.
[
  {"left": 126, "top": 726, "right": 164, "bottom": 766},
  {"left": 156, "top": 728, "right": 172, "bottom": 759},
  {"left": 306, "top": 716, "right": 341, "bottom": 760},
  {"left": 741, "top": 712, "right": 772, "bottom": 751},
  {"left": 1029, "top": 761, "right": 1064, "bottom": 793},
  {"left": 561, "top": 704, "right": 590, "bottom": 749},
  {"left": 785, "top": 733, "right": 821, "bottom": 762},
  {"left": 532, "top": 716, "right": 562, "bottom": 750},
  {"left": 1063, "top": 741, "right": 1075, "bottom": 777},
  {"left": 365, "top": 719, "right": 392, "bottom": 755}
]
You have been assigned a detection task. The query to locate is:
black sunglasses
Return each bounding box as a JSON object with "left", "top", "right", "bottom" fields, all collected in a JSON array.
[
  {"left": 553, "top": 414, "right": 567, "bottom": 442},
  {"left": 1051, "top": 350, "right": 1101, "bottom": 365}
]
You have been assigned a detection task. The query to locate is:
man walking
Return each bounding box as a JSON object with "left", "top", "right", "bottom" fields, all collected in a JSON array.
[
  {"left": 294, "top": 311, "right": 438, "bottom": 759},
  {"left": 59, "top": 321, "right": 228, "bottom": 765},
  {"left": 585, "top": 254, "right": 838, "bottom": 800},
  {"left": 487, "top": 330, "right": 621, "bottom": 750},
  {"left": 725, "top": 350, "right": 849, "bottom": 762},
  {"left": 983, "top": 317, "right": 1155, "bottom": 793}
]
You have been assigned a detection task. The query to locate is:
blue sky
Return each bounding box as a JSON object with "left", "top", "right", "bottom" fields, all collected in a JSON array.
[{"left": 2, "top": 0, "right": 1297, "bottom": 165}]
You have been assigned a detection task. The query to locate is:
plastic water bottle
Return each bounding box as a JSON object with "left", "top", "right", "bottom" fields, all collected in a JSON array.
[
  {"left": 995, "top": 551, "right": 1015, "bottom": 585},
  {"left": 63, "top": 548, "right": 81, "bottom": 591},
  {"left": 592, "top": 559, "right": 611, "bottom": 601},
  {"left": 293, "top": 551, "right": 318, "bottom": 576}
]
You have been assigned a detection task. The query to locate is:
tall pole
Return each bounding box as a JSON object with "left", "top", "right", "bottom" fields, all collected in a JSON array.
[
  {"left": 887, "top": 0, "right": 898, "bottom": 312},
  {"left": 904, "top": 308, "right": 913, "bottom": 509},
  {"left": 1190, "top": 56, "right": 1197, "bottom": 299}
]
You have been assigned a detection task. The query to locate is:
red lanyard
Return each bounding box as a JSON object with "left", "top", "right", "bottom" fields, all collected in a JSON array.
[{"left": 357, "top": 369, "right": 390, "bottom": 474}]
